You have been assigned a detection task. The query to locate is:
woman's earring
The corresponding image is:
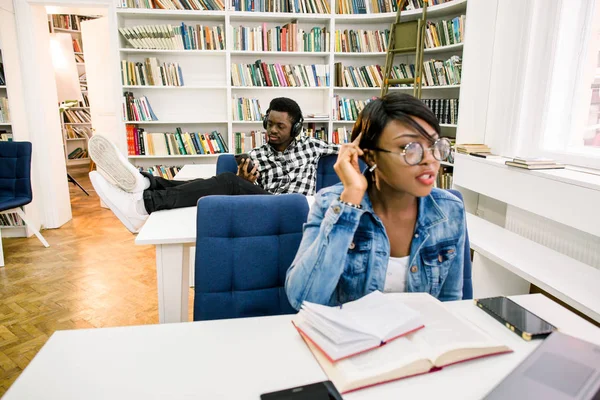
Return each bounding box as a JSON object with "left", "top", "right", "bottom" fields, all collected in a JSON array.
[{"left": 369, "top": 164, "right": 378, "bottom": 172}]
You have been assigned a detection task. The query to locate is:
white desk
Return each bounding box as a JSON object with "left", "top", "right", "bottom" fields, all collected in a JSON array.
[
  {"left": 5, "top": 294, "right": 599, "bottom": 400},
  {"left": 136, "top": 165, "right": 316, "bottom": 324}
]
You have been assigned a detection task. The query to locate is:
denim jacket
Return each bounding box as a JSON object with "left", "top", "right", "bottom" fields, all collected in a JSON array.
[{"left": 285, "top": 184, "right": 466, "bottom": 310}]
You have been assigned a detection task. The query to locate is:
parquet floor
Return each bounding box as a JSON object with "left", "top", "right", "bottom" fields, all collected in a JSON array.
[{"left": 0, "top": 167, "right": 194, "bottom": 395}]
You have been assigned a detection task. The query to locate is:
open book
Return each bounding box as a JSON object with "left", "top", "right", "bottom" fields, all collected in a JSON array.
[
  {"left": 293, "top": 291, "right": 424, "bottom": 362},
  {"left": 298, "top": 293, "right": 512, "bottom": 394}
]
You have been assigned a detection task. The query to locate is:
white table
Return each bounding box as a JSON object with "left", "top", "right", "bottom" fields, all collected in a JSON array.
[
  {"left": 136, "top": 165, "right": 316, "bottom": 324},
  {"left": 5, "top": 294, "right": 599, "bottom": 400}
]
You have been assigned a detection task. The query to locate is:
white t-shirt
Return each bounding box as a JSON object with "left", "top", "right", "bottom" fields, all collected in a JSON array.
[{"left": 383, "top": 256, "right": 410, "bottom": 293}]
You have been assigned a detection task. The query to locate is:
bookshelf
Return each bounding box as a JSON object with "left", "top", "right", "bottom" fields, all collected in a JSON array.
[
  {"left": 49, "top": 14, "right": 97, "bottom": 167},
  {"left": 115, "top": 0, "right": 467, "bottom": 171}
]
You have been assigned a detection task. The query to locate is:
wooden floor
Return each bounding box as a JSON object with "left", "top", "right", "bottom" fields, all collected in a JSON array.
[{"left": 0, "top": 167, "right": 194, "bottom": 395}]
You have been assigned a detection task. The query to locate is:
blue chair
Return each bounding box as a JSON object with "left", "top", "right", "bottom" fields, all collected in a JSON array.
[
  {"left": 194, "top": 194, "right": 309, "bottom": 321},
  {"left": 447, "top": 189, "right": 473, "bottom": 300},
  {"left": 316, "top": 154, "right": 367, "bottom": 192},
  {"left": 216, "top": 154, "right": 238, "bottom": 175},
  {"left": 0, "top": 141, "right": 49, "bottom": 267}
]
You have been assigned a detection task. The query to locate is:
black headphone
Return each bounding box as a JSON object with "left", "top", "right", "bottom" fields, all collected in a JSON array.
[{"left": 263, "top": 109, "right": 304, "bottom": 137}]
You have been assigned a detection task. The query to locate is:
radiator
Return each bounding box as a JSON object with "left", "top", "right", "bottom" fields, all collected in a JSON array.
[{"left": 505, "top": 205, "right": 600, "bottom": 268}]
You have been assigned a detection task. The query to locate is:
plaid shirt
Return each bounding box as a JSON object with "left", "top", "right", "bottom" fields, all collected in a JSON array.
[{"left": 249, "top": 136, "right": 340, "bottom": 196}]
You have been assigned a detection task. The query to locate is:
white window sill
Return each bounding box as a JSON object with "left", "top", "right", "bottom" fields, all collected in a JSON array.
[{"left": 453, "top": 153, "right": 600, "bottom": 238}]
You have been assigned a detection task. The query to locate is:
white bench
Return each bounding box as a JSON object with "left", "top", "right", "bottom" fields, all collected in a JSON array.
[{"left": 466, "top": 213, "right": 600, "bottom": 323}]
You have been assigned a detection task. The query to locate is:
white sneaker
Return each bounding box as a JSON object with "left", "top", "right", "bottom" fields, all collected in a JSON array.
[
  {"left": 89, "top": 134, "right": 146, "bottom": 192},
  {"left": 89, "top": 171, "right": 148, "bottom": 233}
]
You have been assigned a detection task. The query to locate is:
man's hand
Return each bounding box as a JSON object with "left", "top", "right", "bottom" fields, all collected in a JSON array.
[{"left": 237, "top": 158, "right": 259, "bottom": 183}]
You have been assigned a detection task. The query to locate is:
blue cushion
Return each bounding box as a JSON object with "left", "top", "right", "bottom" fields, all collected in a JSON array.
[
  {"left": 447, "top": 189, "right": 473, "bottom": 300},
  {"left": 194, "top": 194, "right": 309, "bottom": 321},
  {"left": 216, "top": 154, "right": 238, "bottom": 175},
  {"left": 316, "top": 154, "right": 367, "bottom": 192},
  {"left": 0, "top": 141, "right": 33, "bottom": 212}
]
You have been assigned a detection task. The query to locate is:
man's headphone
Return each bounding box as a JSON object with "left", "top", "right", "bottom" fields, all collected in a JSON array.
[{"left": 263, "top": 108, "right": 304, "bottom": 137}]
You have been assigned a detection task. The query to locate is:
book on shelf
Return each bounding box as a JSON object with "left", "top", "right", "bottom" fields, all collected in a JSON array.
[
  {"left": 65, "top": 125, "right": 91, "bottom": 139},
  {"left": 233, "top": 23, "right": 329, "bottom": 52},
  {"left": 231, "top": 61, "right": 329, "bottom": 87},
  {"left": 50, "top": 14, "right": 96, "bottom": 31},
  {"left": 119, "top": 23, "right": 225, "bottom": 51},
  {"left": 336, "top": 0, "right": 452, "bottom": 15},
  {"left": 232, "top": 0, "right": 330, "bottom": 14},
  {"left": 305, "top": 113, "right": 329, "bottom": 120},
  {"left": 0, "top": 97, "right": 11, "bottom": 123},
  {"left": 293, "top": 291, "right": 424, "bottom": 362},
  {"left": 424, "top": 16, "right": 466, "bottom": 49},
  {"left": 437, "top": 165, "right": 453, "bottom": 188},
  {"left": 333, "top": 95, "right": 375, "bottom": 121},
  {"left": 422, "top": 98, "right": 459, "bottom": 125},
  {"left": 297, "top": 293, "right": 512, "bottom": 394},
  {"left": 235, "top": 131, "right": 266, "bottom": 153},
  {"left": 304, "top": 124, "right": 328, "bottom": 142},
  {"left": 63, "top": 108, "right": 91, "bottom": 124},
  {"left": 122, "top": 92, "right": 159, "bottom": 122},
  {"left": 139, "top": 165, "right": 183, "bottom": 180},
  {"left": 456, "top": 143, "right": 491, "bottom": 154},
  {"left": 126, "top": 125, "right": 228, "bottom": 155},
  {"left": 0, "top": 131, "right": 13, "bottom": 141},
  {"left": 0, "top": 212, "right": 24, "bottom": 227},
  {"left": 232, "top": 96, "right": 263, "bottom": 121},
  {"left": 121, "top": 58, "right": 184, "bottom": 87},
  {"left": 117, "top": 0, "right": 225, "bottom": 11},
  {"left": 0, "top": 62, "right": 5, "bottom": 85},
  {"left": 333, "top": 56, "right": 461, "bottom": 88},
  {"left": 68, "top": 147, "right": 88, "bottom": 159},
  {"left": 505, "top": 157, "right": 565, "bottom": 170},
  {"left": 72, "top": 38, "right": 83, "bottom": 53},
  {"left": 75, "top": 53, "right": 85, "bottom": 63},
  {"left": 334, "top": 29, "right": 390, "bottom": 53}
]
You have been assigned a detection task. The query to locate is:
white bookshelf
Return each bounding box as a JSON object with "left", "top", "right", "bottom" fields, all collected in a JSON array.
[{"left": 115, "top": 0, "right": 467, "bottom": 167}]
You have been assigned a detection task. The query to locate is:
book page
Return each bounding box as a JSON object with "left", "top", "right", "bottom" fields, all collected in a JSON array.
[{"left": 399, "top": 294, "right": 503, "bottom": 362}]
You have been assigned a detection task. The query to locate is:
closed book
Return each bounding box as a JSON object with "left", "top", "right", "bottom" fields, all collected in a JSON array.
[
  {"left": 299, "top": 293, "right": 512, "bottom": 394},
  {"left": 505, "top": 161, "right": 565, "bottom": 170}
]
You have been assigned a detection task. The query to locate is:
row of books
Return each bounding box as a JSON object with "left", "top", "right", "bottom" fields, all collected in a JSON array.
[
  {"left": 50, "top": 14, "right": 95, "bottom": 31},
  {"left": 0, "top": 131, "right": 13, "bottom": 141},
  {"left": 117, "top": 0, "right": 225, "bottom": 10},
  {"left": 305, "top": 124, "right": 328, "bottom": 141},
  {"left": 119, "top": 24, "right": 225, "bottom": 51},
  {"left": 425, "top": 17, "right": 465, "bottom": 49},
  {"left": 68, "top": 147, "right": 88, "bottom": 159},
  {"left": 336, "top": 0, "right": 450, "bottom": 14},
  {"left": 333, "top": 95, "right": 375, "bottom": 121},
  {"left": 121, "top": 59, "right": 184, "bottom": 87},
  {"left": 335, "top": 29, "right": 389, "bottom": 53},
  {"left": 63, "top": 109, "right": 91, "bottom": 124},
  {"left": 232, "top": 96, "right": 263, "bottom": 121},
  {"left": 122, "top": 92, "right": 159, "bottom": 122},
  {"left": 0, "top": 98, "right": 9, "bottom": 123},
  {"left": 332, "top": 126, "right": 351, "bottom": 143},
  {"left": 436, "top": 166, "right": 453, "bottom": 188},
  {"left": 65, "top": 125, "right": 91, "bottom": 139},
  {"left": 232, "top": 24, "right": 329, "bottom": 53},
  {"left": 422, "top": 98, "right": 459, "bottom": 125},
  {"left": 234, "top": 131, "right": 266, "bottom": 153},
  {"left": 75, "top": 53, "right": 85, "bottom": 63},
  {"left": 0, "top": 62, "right": 5, "bottom": 85},
  {"left": 231, "top": 62, "right": 329, "bottom": 87},
  {"left": 72, "top": 38, "right": 83, "bottom": 53},
  {"left": 233, "top": 0, "right": 331, "bottom": 13},
  {"left": 139, "top": 165, "right": 183, "bottom": 180},
  {"left": 0, "top": 212, "right": 24, "bottom": 227},
  {"left": 126, "top": 126, "right": 229, "bottom": 155}
]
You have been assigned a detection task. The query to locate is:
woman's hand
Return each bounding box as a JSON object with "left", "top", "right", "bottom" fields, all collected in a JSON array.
[
  {"left": 237, "top": 159, "right": 259, "bottom": 183},
  {"left": 334, "top": 133, "right": 368, "bottom": 205}
]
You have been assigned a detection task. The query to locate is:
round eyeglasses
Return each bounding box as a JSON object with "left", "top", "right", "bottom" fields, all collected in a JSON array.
[{"left": 373, "top": 138, "right": 452, "bottom": 166}]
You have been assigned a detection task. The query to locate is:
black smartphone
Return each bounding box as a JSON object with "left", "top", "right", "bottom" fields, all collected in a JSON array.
[
  {"left": 475, "top": 296, "right": 557, "bottom": 341},
  {"left": 260, "top": 381, "right": 343, "bottom": 400},
  {"left": 234, "top": 153, "right": 255, "bottom": 174}
]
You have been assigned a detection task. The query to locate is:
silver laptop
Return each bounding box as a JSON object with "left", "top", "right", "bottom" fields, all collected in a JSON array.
[{"left": 485, "top": 331, "right": 600, "bottom": 400}]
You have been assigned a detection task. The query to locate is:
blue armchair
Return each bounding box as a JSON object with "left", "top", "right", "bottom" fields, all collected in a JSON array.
[
  {"left": 447, "top": 189, "right": 473, "bottom": 300},
  {"left": 316, "top": 154, "right": 367, "bottom": 193},
  {"left": 194, "top": 194, "right": 309, "bottom": 321},
  {"left": 0, "top": 141, "right": 49, "bottom": 267},
  {"left": 216, "top": 154, "right": 238, "bottom": 175}
]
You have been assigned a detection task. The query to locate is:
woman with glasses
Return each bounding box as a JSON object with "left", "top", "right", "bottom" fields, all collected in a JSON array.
[{"left": 285, "top": 93, "right": 466, "bottom": 309}]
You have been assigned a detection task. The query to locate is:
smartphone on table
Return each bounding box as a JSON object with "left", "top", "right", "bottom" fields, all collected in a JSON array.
[
  {"left": 260, "top": 381, "right": 343, "bottom": 400},
  {"left": 475, "top": 296, "right": 557, "bottom": 341},
  {"left": 234, "top": 153, "right": 256, "bottom": 174}
]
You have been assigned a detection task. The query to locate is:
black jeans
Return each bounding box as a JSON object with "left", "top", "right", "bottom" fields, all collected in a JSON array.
[{"left": 141, "top": 172, "right": 270, "bottom": 213}]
